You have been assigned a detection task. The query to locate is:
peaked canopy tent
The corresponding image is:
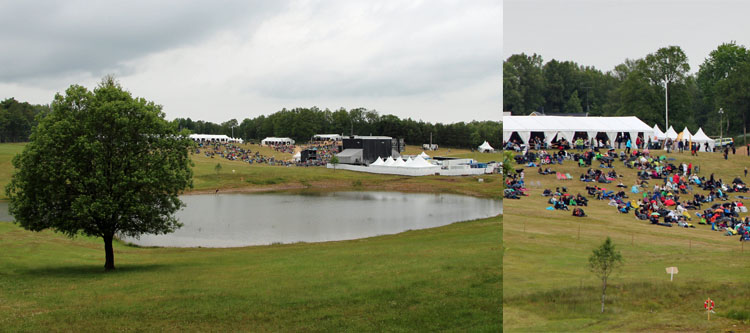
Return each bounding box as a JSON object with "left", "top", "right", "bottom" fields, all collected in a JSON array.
[
  {"left": 478, "top": 141, "right": 495, "bottom": 152},
  {"left": 502, "top": 116, "right": 654, "bottom": 147},
  {"left": 691, "top": 128, "right": 716, "bottom": 152},
  {"left": 652, "top": 124, "right": 666, "bottom": 141},
  {"left": 676, "top": 127, "right": 693, "bottom": 142},
  {"left": 664, "top": 126, "right": 678, "bottom": 140}
]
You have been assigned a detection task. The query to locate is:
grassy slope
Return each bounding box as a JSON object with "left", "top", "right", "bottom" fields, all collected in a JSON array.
[
  {"left": 0, "top": 143, "right": 24, "bottom": 198},
  {"left": 503, "top": 149, "right": 750, "bottom": 332},
  {"left": 0, "top": 143, "right": 501, "bottom": 200},
  {"left": 0, "top": 215, "right": 501, "bottom": 332}
]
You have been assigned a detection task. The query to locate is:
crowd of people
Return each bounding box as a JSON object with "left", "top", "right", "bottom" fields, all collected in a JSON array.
[
  {"left": 508, "top": 135, "right": 750, "bottom": 242},
  {"left": 194, "top": 141, "right": 343, "bottom": 167},
  {"left": 195, "top": 142, "right": 297, "bottom": 166}
]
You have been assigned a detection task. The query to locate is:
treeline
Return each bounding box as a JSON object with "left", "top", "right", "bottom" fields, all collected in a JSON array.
[
  {"left": 504, "top": 42, "right": 750, "bottom": 140},
  {"left": 173, "top": 107, "right": 502, "bottom": 149},
  {"left": 0, "top": 98, "right": 50, "bottom": 142}
]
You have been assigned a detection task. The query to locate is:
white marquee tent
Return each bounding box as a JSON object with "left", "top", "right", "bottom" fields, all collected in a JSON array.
[
  {"left": 261, "top": 137, "right": 295, "bottom": 145},
  {"left": 664, "top": 126, "right": 678, "bottom": 140},
  {"left": 652, "top": 124, "right": 666, "bottom": 141},
  {"left": 677, "top": 127, "right": 693, "bottom": 142},
  {"left": 478, "top": 141, "right": 495, "bottom": 152},
  {"left": 190, "top": 134, "right": 242, "bottom": 143},
  {"left": 503, "top": 116, "right": 654, "bottom": 146},
  {"left": 691, "top": 128, "right": 716, "bottom": 152}
]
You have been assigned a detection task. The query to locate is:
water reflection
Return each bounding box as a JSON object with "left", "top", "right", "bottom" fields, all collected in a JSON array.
[{"left": 121, "top": 191, "right": 502, "bottom": 248}]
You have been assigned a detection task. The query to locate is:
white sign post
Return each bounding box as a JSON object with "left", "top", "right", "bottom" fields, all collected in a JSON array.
[{"left": 666, "top": 267, "right": 678, "bottom": 281}]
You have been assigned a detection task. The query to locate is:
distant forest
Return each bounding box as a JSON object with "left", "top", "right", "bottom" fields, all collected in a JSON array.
[
  {"left": 0, "top": 98, "right": 50, "bottom": 142},
  {"left": 173, "top": 107, "right": 502, "bottom": 149},
  {"left": 504, "top": 42, "right": 750, "bottom": 141},
  {"left": 0, "top": 98, "right": 501, "bottom": 149}
]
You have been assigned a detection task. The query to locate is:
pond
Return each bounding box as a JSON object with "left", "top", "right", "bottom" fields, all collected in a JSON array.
[
  {"left": 0, "top": 201, "right": 10, "bottom": 221},
  {"left": 1, "top": 192, "right": 502, "bottom": 247},
  {"left": 122, "top": 191, "right": 502, "bottom": 247}
]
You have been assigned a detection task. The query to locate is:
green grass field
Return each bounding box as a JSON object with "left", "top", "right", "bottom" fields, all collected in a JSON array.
[
  {"left": 503, "top": 149, "right": 750, "bottom": 331},
  {"left": 0, "top": 141, "right": 502, "bottom": 330},
  {"left": 0, "top": 215, "right": 501, "bottom": 332}
]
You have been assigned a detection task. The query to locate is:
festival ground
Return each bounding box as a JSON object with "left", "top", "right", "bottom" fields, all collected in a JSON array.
[
  {"left": 0, "top": 143, "right": 502, "bottom": 201},
  {"left": 503, "top": 148, "right": 750, "bottom": 331},
  {"left": 0, "top": 142, "right": 502, "bottom": 330}
]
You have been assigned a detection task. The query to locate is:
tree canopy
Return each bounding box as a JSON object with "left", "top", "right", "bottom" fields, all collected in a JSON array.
[
  {"left": 5, "top": 76, "right": 194, "bottom": 271},
  {"left": 173, "top": 108, "right": 501, "bottom": 149},
  {"left": 504, "top": 42, "right": 750, "bottom": 141},
  {"left": 0, "top": 98, "right": 49, "bottom": 142}
]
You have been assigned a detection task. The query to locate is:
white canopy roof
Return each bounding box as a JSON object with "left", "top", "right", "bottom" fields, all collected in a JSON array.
[
  {"left": 478, "top": 141, "right": 494, "bottom": 151},
  {"left": 383, "top": 156, "right": 395, "bottom": 166},
  {"left": 692, "top": 128, "right": 716, "bottom": 151},
  {"left": 313, "top": 134, "right": 342, "bottom": 141},
  {"left": 419, "top": 151, "right": 430, "bottom": 159},
  {"left": 678, "top": 126, "right": 693, "bottom": 141},
  {"left": 652, "top": 124, "right": 666, "bottom": 140},
  {"left": 409, "top": 155, "right": 435, "bottom": 168},
  {"left": 503, "top": 116, "right": 654, "bottom": 145},
  {"left": 190, "top": 134, "right": 241, "bottom": 142},
  {"left": 261, "top": 137, "right": 295, "bottom": 145},
  {"left": 664, "top": 126, "right": 678, "bottom": 140},
  {"left": 393, "top": 157, "right": 406, "bottom": 166},
  {"left": 370, "top": 157, "right": 385, "bottom": 166}
]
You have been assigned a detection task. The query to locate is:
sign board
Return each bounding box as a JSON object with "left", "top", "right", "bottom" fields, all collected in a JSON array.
[{"left": 666, "top": 267, "right": 678, "bottom": 281}]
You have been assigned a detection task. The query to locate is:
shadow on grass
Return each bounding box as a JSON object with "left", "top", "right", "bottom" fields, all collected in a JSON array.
[{"left": 20, "top": 263, "right": 170, "bottom": 278}]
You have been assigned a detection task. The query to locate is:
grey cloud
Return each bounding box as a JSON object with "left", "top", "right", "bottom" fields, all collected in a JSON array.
[{"left": 0, "top": 0, "right": 284, "bottom": 82}]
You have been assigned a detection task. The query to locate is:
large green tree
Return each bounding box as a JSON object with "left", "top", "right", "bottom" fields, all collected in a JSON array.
[
  {"left": 5, "top": 76, "right": 194, "bottom": 271},
  {"left": 697, "top": 42, "right": 750, "bottom": 136},
  {"left": 503, "top": 53, "right": 545, "bottom": 114},
  {"left": 716, "top": 61, "right": 750, "bottom": 145}
]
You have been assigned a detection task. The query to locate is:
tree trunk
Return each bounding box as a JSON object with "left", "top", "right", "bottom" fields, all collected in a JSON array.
[
  {"left": 104, "top": 233, "right": 115, "bottom": 271},
  {"left": 601, "top": 277, "right": 607, "bottom": 313}
]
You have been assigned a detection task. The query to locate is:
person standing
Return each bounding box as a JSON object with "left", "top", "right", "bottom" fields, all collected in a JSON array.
[
  {"left": 625, "top": 138, "right": 632, "bottom": 154},
  {"left": 724, "top": 146, "right": 729, "bottom": 160}
]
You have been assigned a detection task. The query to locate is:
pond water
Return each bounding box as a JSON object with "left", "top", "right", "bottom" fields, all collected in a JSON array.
[
  {"left": 119, "top": 191, "right": 502, "bottom": 248},
  {"left": 0, "top": 201, "right": 10, "bottom": 221}
]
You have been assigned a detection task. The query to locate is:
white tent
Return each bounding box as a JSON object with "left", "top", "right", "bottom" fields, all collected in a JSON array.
[
  {"left": 664, "top": 126, "right": 678, "bottom": 140},
  {"left": 190, "top": 134, "right": 241, "bottom": 143},
  {"left": 393, "top": 157, "right": 406, "bottom": 166},
  {"left": 692, "top": 128, "right": 716, "bottom": 152},
  {"left": 409, "top": 155, "right": 435, "bottom": 168},
  {"left": 370, "top": 157, "right": 385, "bottom": 166},
  {"left": 503, "top": 116, "right": 654, "bottom": 146},
  {"left": 419, "top": 151, "right": 430, "bottom": 159},
  {"left": 261, "top": 137, "right": 295, "bottom": 145},
  {"left": 312, "top": 134, "right": 342, "bottom": 141},
  {"left": 478, "top": 141, "right": 495, "bottom": 152},
  {"left": 677, "top": 126, "right": 693, "bottom": 142},
  {"left": 383, "top": 156, "right": 395, "bottom": 166},
  {"left": 652, "top": 124, "right": 666, "bottom": 141}
]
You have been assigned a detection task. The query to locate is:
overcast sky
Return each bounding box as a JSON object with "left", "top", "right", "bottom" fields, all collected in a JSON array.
[
  {"left": 504, "top": 0, "right": 750, "bottom": 74},
  {"left": 0, "top": 0, "right": 501, "bottom": 124}
]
